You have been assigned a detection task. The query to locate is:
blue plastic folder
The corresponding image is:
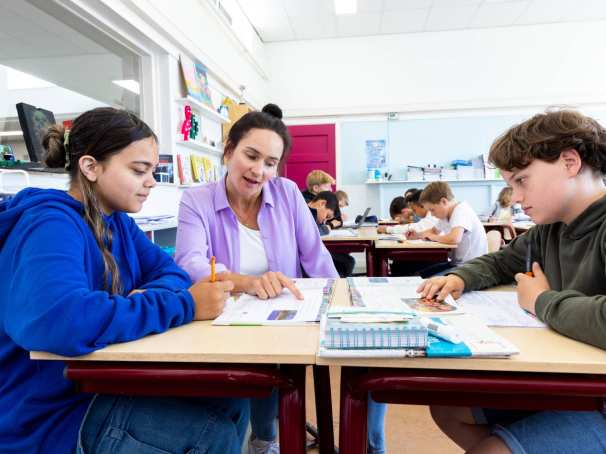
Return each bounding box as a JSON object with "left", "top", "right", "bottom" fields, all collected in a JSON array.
[{"left": 426, "top": 335, "right": 472, "bottom": 357}]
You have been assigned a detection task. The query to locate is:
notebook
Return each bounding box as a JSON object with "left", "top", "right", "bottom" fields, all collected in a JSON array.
[{"left": 320, "top": 308, "right": 428, "bottom": 350}]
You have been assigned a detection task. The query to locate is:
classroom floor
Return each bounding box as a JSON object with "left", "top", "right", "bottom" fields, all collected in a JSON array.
[{"left": 304, "top": 366, "right": 462, "bottom": 453}]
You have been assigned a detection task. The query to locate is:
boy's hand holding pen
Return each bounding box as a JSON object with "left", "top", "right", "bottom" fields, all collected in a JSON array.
[{"left": 514, "top": 243, "right": 550, "bottom": 315}]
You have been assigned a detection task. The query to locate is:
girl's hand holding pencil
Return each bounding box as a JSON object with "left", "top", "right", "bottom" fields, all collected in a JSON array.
[{"left": 189, "top": 271, "right": 234, "bottom": 320}]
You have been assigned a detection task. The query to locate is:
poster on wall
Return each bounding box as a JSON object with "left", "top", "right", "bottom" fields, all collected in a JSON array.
[{"left": 365, "top": 139, "right": 387, "bottom": 170}]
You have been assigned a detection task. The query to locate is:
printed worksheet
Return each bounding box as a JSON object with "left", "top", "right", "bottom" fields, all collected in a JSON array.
[
  {"left": 457, "top": 291, "right": 545, "bottom": 328},
  {"left": 213, "top": 279, "right": 333, "bottom": 325}
]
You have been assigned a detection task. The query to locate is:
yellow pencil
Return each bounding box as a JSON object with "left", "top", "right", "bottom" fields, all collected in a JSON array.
[{"left": 210, "top": 256, "right": 216, "bottom": 282}]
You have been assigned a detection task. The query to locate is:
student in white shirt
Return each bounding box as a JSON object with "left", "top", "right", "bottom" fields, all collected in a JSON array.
[
  {"left": 377, "top": 189, "right": 438, "bottom": 235},
  {"left": 409, "top": 181, "right": 488, "bottom": 276}
]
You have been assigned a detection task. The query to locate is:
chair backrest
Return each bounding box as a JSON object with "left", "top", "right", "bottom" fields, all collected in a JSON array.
[{"left": 486, "top": 230, "right": 503, "bottom": 253}]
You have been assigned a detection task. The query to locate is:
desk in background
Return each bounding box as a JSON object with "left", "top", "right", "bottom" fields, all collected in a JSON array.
[
  {"left": 317, "top": 283, "right": 606, "bottom": 454},
  {"left": 322, "top": 227, "right": 378, "bottom": 276},
  {"left": 374, "top": 239, "right": 456, "bottom": 276}
]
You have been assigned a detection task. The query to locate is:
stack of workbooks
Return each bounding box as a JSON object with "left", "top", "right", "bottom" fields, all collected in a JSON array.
[
  {"left": 319, "top": 307, "right": 428, "bottom": 358},
  {"left": 318, "top": 277, "right": 519, "bottom": 358}
]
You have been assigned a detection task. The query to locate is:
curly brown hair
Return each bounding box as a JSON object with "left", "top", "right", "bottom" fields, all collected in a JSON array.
[{"left": 488, "top": 109, "right": 606, "bottom": 174}]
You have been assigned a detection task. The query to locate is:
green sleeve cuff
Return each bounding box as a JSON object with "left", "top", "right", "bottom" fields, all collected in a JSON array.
[{"left": 535, "top": 290, "right": 557, "bottom": 322}]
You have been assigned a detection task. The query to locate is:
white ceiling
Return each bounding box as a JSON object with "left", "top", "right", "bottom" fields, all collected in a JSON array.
[{"left": 237, "top": 0, "right": 606, "bottom": 42}]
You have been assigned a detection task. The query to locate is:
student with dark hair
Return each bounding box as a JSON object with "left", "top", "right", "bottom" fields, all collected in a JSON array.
[
  {"left": 308, "top": 190, "right": 339, "bottom": 235},
  {"left": 421, "top": 110, "right": 606, "bottom": 453},
  {"left": 0, "top": 107, "right": 247, "bottom": 453},
  {"left": 175, "top": 104, "right": 338, "bottom": 453}
]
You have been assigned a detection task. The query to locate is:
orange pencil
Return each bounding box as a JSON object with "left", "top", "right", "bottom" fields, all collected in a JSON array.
[{"left": 210, "top": 256, "right": 216, "bottom": 282}]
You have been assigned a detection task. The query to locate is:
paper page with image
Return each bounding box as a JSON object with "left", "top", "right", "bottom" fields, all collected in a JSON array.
[
  {"left": 213, "top": 278, "right": 334, "bottom": 326},
  {"left": 348, "top": 277, "right": 463, "bottom": 315}
]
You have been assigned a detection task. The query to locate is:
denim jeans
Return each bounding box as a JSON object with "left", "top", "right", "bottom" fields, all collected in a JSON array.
[
  {"left": 77, "top": 395, "right": 249, "bottom": 454},
  {"left": 368, "top": 395, "right": 387, "bottom": 454},
  {"left": 474, "top": 406, "right": 606, "bottom": 454},
  {"left": 249, "top": 390, "right": 278, "bottom": 441}
]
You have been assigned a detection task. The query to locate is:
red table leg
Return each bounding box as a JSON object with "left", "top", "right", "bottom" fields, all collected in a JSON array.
[
  {"left": 339, "top": 367, "right": 368, "bottom": 454},
  {"left": 279, "top": 364, "right": 307, "bottom": 454},
  {"left": 313, "top": 365, "right": 335, "bottom": 454}
]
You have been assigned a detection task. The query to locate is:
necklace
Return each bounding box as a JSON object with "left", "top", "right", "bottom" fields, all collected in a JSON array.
[{"left": 228, "top": 194, "right": 261, "bottom": 229}]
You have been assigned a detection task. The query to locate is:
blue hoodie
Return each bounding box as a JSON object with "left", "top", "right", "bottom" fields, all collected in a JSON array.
[{"left": 0, "top": 188, "right": 194, "bottom": 453}]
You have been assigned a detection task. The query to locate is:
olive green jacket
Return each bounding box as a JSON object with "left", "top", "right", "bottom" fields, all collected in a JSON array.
[{"left": 450, "top": 195, "right": 606, "bottom": 349}]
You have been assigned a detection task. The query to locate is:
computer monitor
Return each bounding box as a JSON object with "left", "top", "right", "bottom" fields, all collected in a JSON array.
[{"left": 16, "top": 102, "right": 56, "bottom": 163}]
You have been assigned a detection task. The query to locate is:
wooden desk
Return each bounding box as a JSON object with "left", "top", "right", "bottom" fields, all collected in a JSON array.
[
  {"left": 318, "top": 283, "right": 606, "bottom": 454},
  {"left": 32, "top": 317, "right": 331, "bottom": 453},
  {"left": 322, "top": 227, "right": 378, "bottom": 276},
  {"left": 373, "top": 239, "right": 457, "bottom": 276}
]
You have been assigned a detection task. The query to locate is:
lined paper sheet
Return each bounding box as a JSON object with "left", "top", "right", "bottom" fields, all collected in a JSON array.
[{"left": 457, "top": 291, "right": 545, "bottom": 328}]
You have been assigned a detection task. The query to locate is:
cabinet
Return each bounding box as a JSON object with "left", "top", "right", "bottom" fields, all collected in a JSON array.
[{"left": 222, "top": 103, "right": 253, "bottom": 143}]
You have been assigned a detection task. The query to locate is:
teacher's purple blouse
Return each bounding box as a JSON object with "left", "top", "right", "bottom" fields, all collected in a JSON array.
[{"left": 175, "top": 176, "right": 338, "bottom": 281}]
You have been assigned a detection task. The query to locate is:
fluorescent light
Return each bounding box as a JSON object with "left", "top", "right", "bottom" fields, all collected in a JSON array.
[
  {"left": 334, "top": 0, "right": 357, "bottom": 15},
  {"left": 112, "top": 79, "right": 140, "bottom": 95},
  {"left": 0, "top": 131, "right": 23, "bottom": 138},
  {"left": 5, "top": 67, "right": 55, "bottom": 90}
]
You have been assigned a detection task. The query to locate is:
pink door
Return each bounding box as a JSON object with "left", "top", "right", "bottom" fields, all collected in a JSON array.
[{"left": 283, "top": 124, "right": 336, "bottom": 190}]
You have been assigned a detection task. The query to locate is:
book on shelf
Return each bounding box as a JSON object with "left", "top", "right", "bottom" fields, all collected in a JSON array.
[
  {"left": 154, "top": 154, "right": 174, "bottom": 184},
  {"left": 179, "top": 55, "right": 214, "bottom": 108}
]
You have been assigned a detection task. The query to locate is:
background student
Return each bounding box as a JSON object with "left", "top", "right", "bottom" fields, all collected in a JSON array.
[
  {"left": 420, "top": 110, "right": 606, "bottom": 454},
  {"left": 327, "top": 189, "right": 349, "bottom": 229},
  {"left": 487, "top": 186, "right": 530, "bottom": 222},
  {"left": 379, "top": 189, "right": 440, "bottom": 276},
  {"left": 385, "top": 196, "right": 414, "bottom": 224},
  {"left": 301, "top": 169, "right": 335, "bottom": 202},
  {"left": 409, "top": 181, "right": 487, "bottom": 277},
  {"left": 308, "top": 190, "right": 339, "bottom": 236},
  {"left": 0, "top": 107, "right": 247, "bottom": 454},
  {"left": 378, "top": 189, "right": 437, "bottom": 235}
]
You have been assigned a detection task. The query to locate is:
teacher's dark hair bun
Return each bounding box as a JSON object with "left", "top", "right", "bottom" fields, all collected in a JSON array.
[{"left": 262, "top": 103, "right": 283, "bottom": 120}]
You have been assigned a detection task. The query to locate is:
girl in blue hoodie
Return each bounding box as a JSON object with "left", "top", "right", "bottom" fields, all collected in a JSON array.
[{"left": 0, "top": 107, "right": 247, "bottom": 453}]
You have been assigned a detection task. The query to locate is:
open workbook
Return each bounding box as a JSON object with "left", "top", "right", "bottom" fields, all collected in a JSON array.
[
  {"left": 213, "top": 278, "right": 335, "bottom": 326},
  {"left": 347, "top": 276, "right": 464, "bottom": 315}
]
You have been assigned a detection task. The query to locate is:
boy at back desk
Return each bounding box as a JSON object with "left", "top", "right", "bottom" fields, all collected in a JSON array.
[
  {"left": 420, "top": 109, "right": 606, "bottom": 454},
  {"left": 408, "top": 181, "right": 487, "bottom": 277}
]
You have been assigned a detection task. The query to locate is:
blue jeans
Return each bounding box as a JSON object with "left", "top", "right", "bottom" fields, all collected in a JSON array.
[
  {"left": 250, "top": 390, "right": 278, "bottom": 441},
  {"left": 473, "top": 407, "right": 606, "bottom": 454},
  {"left": 77, "top": 395, "right": 249, "bottom": 454},
  {"left": 251, "top": 390, "right": 387, "bottom": 452},
  {"left": 368, "top": 395, "right": 387, "bottom": 454}
]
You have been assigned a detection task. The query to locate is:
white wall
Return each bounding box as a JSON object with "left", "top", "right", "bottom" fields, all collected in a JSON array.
[
  {"left": 275, "top": 21, "right": 606, "bottom": 219},
  {"left": 126, "top": 0, "right": 270, "bottom": 108},
  {"left": 267, "top": 21, "right": 606, "bottom": 117}
]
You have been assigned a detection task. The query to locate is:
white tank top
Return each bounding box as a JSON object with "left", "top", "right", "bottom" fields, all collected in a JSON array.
[{"left": 238, "top": 222, "right": 269, "bottom": 276}]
